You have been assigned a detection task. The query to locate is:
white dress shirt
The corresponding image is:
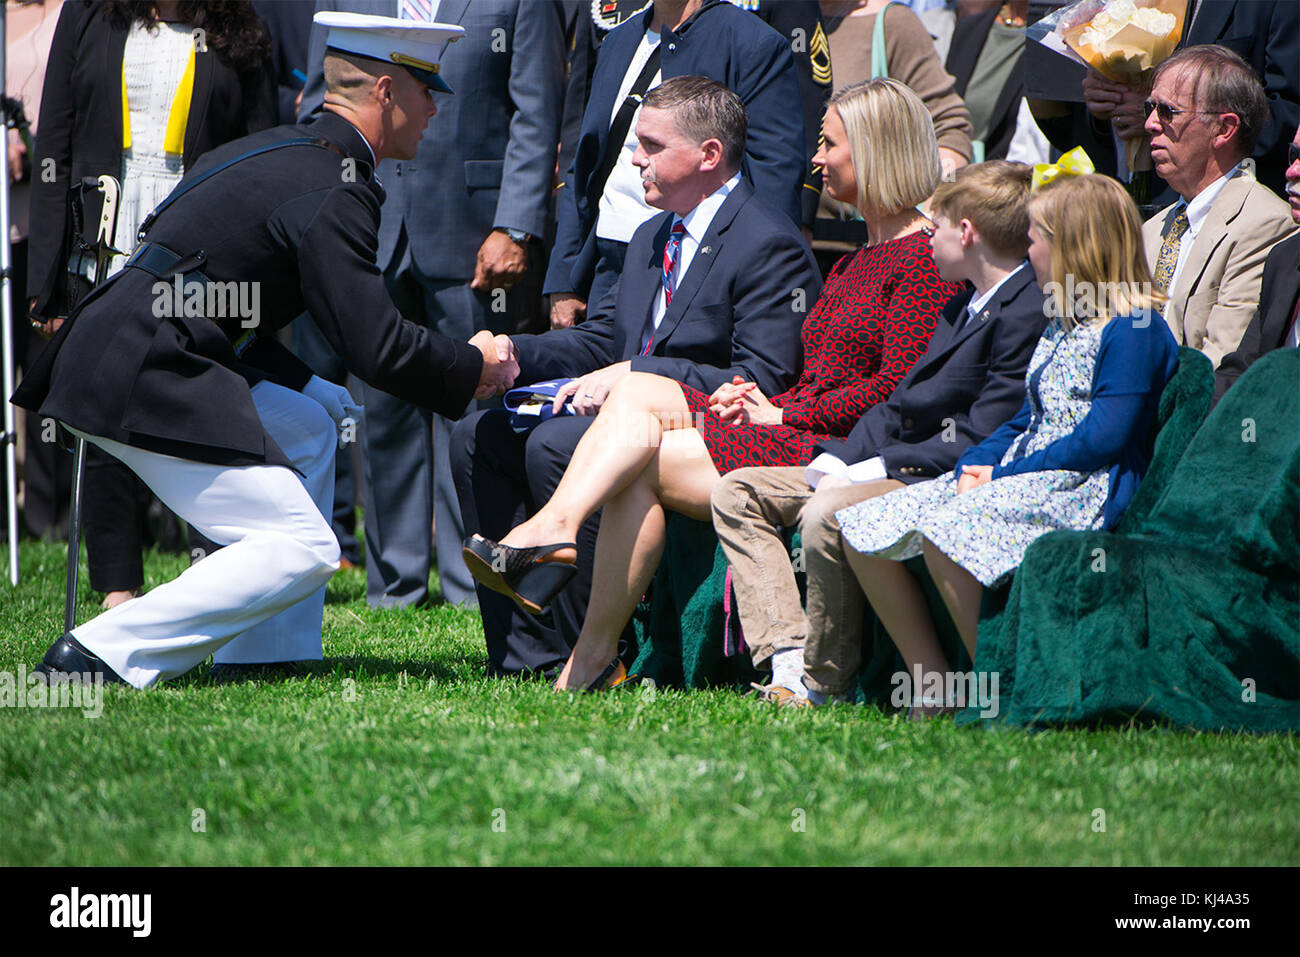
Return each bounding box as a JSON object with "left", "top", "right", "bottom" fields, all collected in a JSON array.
[
  {"left": 964, "top": 262, "right": 1026, "bottom": 328},
  {"left": 646, "top": 171, "right": 742, "bottom": 339},
  {"left": 596, "top": 28, "right": 662, "bottom": 243}
]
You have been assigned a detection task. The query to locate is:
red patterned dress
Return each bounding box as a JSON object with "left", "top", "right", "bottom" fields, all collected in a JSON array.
[{"left": 681, "top": 229, "right": 963, "bottom": 473}]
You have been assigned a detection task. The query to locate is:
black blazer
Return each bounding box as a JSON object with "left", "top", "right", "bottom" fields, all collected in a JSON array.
[
  {"left": 1214, "top": 232, "right": 1300, "bottom": 405},
  {"left": 815, "top": 263, "right": 1047, "bottom": 482},
  {"left": 29, "top": 1, "right": 277, "bottom": 314},
  {"left": 253, "top": 0, "right": 315, "bottom": 124},
  {"left": 13, "top": 113, "right": 484, "bottom": 471},
  {"left": 513, "top": 178, "right": 820, "bottom": 399}
]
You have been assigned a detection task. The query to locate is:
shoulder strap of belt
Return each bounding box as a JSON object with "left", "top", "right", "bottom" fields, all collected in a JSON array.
[
  {"left": 590, "top": 44, "right": 662, "bottom": 207},
  {"left": 136, "top": 136, "right": 349, "bottom": 241}
]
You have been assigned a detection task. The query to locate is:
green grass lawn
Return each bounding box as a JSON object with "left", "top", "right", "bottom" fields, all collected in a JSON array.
[{"left": 1, "top": 539, "right": 1296, "bottom": 866}]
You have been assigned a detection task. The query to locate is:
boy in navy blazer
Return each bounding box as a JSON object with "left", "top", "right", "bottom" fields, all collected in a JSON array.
[{"left": 711, "top": 161, "right": 1048, "bottom": 704}]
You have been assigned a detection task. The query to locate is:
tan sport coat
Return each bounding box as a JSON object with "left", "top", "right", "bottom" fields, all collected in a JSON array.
[{"left": 1144, "top": 164, "right": 1298, "bottom": 368}]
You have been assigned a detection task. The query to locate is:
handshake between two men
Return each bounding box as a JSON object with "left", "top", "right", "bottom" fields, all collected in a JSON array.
[
  {"left": 468, "top": 330, "right": 521, "bottom": 400},
  {"left": 468, "top": 330, "right": 627, "bottom": 408}
]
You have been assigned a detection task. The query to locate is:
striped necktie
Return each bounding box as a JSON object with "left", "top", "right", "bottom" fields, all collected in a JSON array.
[
  {"left": 1154, "top": 206, "right": 1190, "bottom": 292},
  {"left": 661, "top": 220, "right": 686, "bottom": 307},
  {"left": 402, "top": 0, "right": 433, "bottom": 22},
  {"left": 642, "top": 220, "right": 686, "bottom": 355}
]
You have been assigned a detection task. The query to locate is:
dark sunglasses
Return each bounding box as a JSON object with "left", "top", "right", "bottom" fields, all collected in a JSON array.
[{"left": 1143, "top": 98, "right": 1216, "bottom": 124}]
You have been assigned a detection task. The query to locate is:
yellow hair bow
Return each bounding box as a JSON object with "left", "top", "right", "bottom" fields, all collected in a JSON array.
[{"left": 1031, "top": 147, "right": 1095, "bottom": 191}]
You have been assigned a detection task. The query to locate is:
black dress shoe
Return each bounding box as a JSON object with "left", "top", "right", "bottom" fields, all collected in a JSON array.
[
  {"left": 34, "top": 635, "right": 126, "bottom": 685},
  {"left": 461, "top": 534, "right": 578, "bottom": 616},
  {"left": 208, "top": 661, "right": 302, "bottom": 683}
]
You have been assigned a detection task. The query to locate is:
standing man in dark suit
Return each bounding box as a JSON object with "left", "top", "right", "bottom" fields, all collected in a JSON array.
[
  {"left": 452, "top": 76, "right": 821, "bottom": 676},
  {"left": 568, "top": 0, "right": 831, "bottom": 228},
  {"left": 18, "top": 15, "right": 519, "bottom": 688},
  {"left": 546, "top": 0, "right": 807, "bottom": 330},
  {"left": 1214, "top": 125, "right": 1300, "bottom": 404},
  {"left": 301, "top": 0, "right": 565, "bottom": 609},
  {"left": 711, "top": 161, "right": 1046, "bottom": 703}
]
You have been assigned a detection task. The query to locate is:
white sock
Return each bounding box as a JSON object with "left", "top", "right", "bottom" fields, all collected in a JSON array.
[
  {"left": 770, "top": 648, "right": 807, "bottom": 696},
  {"left": 804, "top": 682, "right": 829, "bottom": 706}
]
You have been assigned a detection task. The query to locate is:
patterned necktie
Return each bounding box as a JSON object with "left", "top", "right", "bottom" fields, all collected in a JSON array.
[
  {"left": 661, "top": 220, "right": 686, "bottom": 307},
  {"left": 402, "top": 0, "right": 433, "bottom": 22},
  {"left": 1154, "top": 206, "right": 1190, "bottom": 292},
  {"left": 643, "top": 220, "right": 686, "bottom": 355}
]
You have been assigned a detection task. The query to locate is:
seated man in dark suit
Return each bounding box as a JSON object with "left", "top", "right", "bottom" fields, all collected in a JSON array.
[
  {"left": 451, "top": 76, "right": 821, "bottom": 676},
  {"left": 710, "top": 161, "right": 1046, "bottom": 705},
  {"left": 546, "top": 0, "right": 809, "bottom": 330},
  {"left": 1214, "top": 125, "right": 1300, "bottom": 404}
]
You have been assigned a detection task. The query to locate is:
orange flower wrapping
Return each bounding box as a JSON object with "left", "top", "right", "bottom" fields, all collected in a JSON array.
[{"left": 1064, "top": 0, "right": 1188, "bottom": 84}]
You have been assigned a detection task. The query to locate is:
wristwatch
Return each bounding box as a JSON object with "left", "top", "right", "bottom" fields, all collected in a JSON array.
[{"left": 500, "top": 227, "right": 532, "bottom": 245}]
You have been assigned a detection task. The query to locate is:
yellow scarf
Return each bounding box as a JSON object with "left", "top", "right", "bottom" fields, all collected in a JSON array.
[{"left": 121, "top": 45, "right": 196, "bottom": 155}]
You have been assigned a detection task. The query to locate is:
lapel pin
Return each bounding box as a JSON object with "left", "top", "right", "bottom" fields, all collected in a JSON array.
[{"left": 701, "top": 245, "right": 712, "bottom": 255}]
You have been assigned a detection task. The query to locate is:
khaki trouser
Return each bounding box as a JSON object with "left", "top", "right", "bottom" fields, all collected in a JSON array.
[{"left": 710, "top": 466, "right": 904, "bottom": 696}]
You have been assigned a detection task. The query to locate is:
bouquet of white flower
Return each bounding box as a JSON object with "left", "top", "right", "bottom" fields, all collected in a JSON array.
[
  {"left": 1029, "top": 0, "right": 1189, "bottom": 200},
  {"left": 1030, "top": 0, "right": 1188, "bottom": 83}
]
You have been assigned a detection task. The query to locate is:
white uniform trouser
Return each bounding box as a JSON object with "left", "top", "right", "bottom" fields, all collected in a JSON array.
[{"left": 67, "top": 380, "right": 340, "bottom": 688}]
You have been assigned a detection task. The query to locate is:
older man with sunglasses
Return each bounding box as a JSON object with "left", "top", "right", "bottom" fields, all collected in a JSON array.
[{"left": 1141, "top": 45, "right": 1298, "bottom": 368}]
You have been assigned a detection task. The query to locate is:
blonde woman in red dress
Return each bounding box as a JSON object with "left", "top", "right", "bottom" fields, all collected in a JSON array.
[{"left": 467, "top": 79, "right": 964, "bottom": 691}]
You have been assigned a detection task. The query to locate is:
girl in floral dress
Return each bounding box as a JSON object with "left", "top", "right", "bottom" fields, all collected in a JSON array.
[{"left": 833, "top": 172, "right": 1179, "bottom": 716}]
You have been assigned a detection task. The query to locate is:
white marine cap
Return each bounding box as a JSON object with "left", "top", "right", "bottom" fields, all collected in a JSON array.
[{"left": 314, "top": 11, "right": 464, "bottom": 94}]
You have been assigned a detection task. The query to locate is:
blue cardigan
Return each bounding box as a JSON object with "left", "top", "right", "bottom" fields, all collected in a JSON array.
[{"left": 955, "top": 314, "right": 1179, "bottom": 529}]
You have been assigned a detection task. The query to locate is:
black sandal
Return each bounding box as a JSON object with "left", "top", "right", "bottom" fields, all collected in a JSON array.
[
  {"left": 584, "top": 657, "right": 629, "bottom": 693},
  {"left": 462, "top": 534, "right": 578, "bottom": 616}
]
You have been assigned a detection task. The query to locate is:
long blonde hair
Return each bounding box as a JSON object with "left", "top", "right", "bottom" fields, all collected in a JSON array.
[{"left": 1030, "top": 174, "right": 1165, "bottom": 329}]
